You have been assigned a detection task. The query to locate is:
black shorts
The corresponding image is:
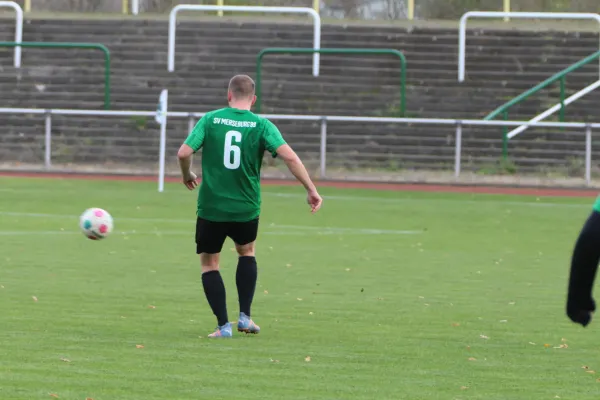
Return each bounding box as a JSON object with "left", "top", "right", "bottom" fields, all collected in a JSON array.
[{"left": 195, "top": 217, "right": 259, "bottom": 254}]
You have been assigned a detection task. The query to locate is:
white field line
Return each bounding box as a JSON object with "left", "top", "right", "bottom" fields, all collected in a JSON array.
[
  {"left": 0, "top": 230, "right": 368, "bottom": 236},
  {"left": 0, "top": 212, "right": 422, "bottom": 236},
  {"left": 263, "top": 192, "right": 592, "bottom": 209},
  {"left": 0, "top": 187, "right": 593, "bottom": 209}
]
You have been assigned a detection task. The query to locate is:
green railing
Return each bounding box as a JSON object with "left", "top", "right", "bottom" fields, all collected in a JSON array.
[
  {"left": 484, "top": 49, "right": 600, "bottom": 159},
  {"left": 255, "top": 48, "right": 407, "bottom": 116},
  {"left": 0, "top": 42, "right": 112, "bottom": 109}
]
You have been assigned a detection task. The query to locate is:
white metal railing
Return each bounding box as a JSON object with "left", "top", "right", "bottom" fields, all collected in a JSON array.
[
  {"left": 0, "top": 107, "right": 597, "bottom": 190},
  {"left": 168, "top": 5, "right": 321, "bottom": 76},
  {"left": 458, "top": 11, "right": 600, "bottom": 82},
  {"left": 507, "top": 80, "right": 600, "bottom": 140},
  {"left": 0, "top": 1, "right": 23, "bottom": 68}
]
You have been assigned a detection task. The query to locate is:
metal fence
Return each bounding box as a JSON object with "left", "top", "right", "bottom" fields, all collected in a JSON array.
[
  {"left": 14, "top": 0, "right": 600, "bottom": 20},
  {"left": 0, "top": 107, "right": 599, "bottom": 189}
]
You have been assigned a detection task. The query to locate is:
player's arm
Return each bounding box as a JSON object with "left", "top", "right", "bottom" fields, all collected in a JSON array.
[
  {"left": 177, "top": 117, "right": 206, "bottom": 190},
  {"left": 263, "top": 119, "right": 322, "bottom": 213},
  {"left": 276, "top": 144, "right": 322, "bottom": 213}
]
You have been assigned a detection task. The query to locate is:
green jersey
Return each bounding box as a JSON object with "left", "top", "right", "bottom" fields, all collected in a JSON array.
[{"left": 184, "top": 107, "right": 287, "bottom": 222}]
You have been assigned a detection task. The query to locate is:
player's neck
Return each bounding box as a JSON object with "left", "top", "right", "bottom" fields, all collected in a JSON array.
[{"left": 228, "top": 101, "right": 252, "bottom": 111}]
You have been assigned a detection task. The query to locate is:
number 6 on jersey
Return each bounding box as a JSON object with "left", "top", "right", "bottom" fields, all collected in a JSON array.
[{"left": 224, "top": 130, "right": 242, "bottom": 169}]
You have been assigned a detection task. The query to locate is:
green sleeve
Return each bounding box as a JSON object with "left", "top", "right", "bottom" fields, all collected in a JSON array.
[
  {"left": 184, "top": 115, "right": 208, "bottom": 152},
  {"left": 263, "top": 119, "right": 287, "bottom": 157}
]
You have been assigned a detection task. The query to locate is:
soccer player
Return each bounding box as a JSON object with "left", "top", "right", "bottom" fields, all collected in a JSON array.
[
  {"left": 566, "top": 204, "right": 600, "bottom": 327},
  {"left": 177, "top": 74, "right": 323, "bottom": 338}
]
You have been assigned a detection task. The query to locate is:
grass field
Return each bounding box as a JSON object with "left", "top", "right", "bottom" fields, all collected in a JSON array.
[{"left": 1, "top": 176, "right": 600, "bottom": 400}]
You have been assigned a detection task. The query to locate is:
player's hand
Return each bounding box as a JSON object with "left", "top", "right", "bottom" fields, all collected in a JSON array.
[
  {"left": 183, "top": 171, "right": 199, "bottom": 191},
  {"left": 307, "top": 190, "right": 322, "bottom": 214},
  {"left": 567, "top": 296, "right": 596, "bottom": 327}
]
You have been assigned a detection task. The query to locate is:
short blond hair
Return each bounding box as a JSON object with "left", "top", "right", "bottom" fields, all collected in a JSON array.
[{"left": 228, "top": 75, "right": 255, "bottom": 99}]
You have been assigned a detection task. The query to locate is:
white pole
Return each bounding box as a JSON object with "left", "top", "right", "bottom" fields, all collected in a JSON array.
[
  {"left": 319, "top": 117, "right": 327, "bottom": 178},
  {"left": 507, "top": 80, "right": 600, "bottom": 140},
  {"left": 168, "top": 5, "right": 321, "bottom": 75},
  {"left": 131, "top": 0, "right": 139, "bottom": 15},
  {"left": 454, "top": 123, "right": 462, "bottom": 178},
  {"left": 586, "top": 124, "right": 592, "bottom": 186},
  {"left": 156, "top": 90, "right": 168, "bottom": 193},
  {"left": 188, "top": 115, "right": 195, "bottom": 133},
  {"left": 44, "top": 112, "right": 51, "bottom": 169},
  {"left": 458, "top": 12, "right": 600, "bottom": 82},
  {"left": 0, "top": 2, "right": 23, "bottom": 68}
]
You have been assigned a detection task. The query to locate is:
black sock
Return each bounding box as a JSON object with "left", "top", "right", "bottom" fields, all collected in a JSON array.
[
  {"left": 236, "top": 256, "right": 258, "bottom": 316},
  {"left": 567, "top": 210, "right": 600, "bottom": 326},
  {"left": 201, "top": 270, "right": 229, "bottom": 326}
]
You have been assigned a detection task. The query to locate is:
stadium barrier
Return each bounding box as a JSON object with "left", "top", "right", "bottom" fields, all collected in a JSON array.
[
  {"left": 458, "top": 11, "right": 600, "bottom": 82},
  {"left": 168, "top": 5, "right": 321, "bottom": 76},
  {"left": 0, "top": 1, "right": 23, "bottom": 68},
  {"left": 0, "top": 42, "right": 112, "bottom": 109},
  {"left": 255, "top": 48, "right": 407, "bottom": 116},
  {"left": 484, "top": 50, "right": 600, "bottom": 159},
  {"left": 0, "top": 107, "right": 597, "bottom": 190}
]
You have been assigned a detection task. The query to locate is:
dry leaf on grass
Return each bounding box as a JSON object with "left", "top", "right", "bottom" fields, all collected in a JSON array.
[
  {"left": 451, "top": 323, "right": 460, "bottom": 327},
  {"left": 286, "top": 264, "right": 292, "bottom": 268},
  {"left": 60, "top": 358, "right": 70, "bottom": 363},
  {"left": 86, "top": 398, "right": 94, "bottom": 400},
  {"left": 309, "top": 312, "right": 314, "bottom": 315},
  {"left": 270, "top": 358, "right": 280, "bottom": 363},
  {"left": 460, "top": 386, "right": 469, "bottom": 390},
  {"left": 136, "top": 345, "right": 144, "bottom": 349},
  {"left": 583, "top": 365, "right": 589, "bottom": 370},
  {"left": 587, "top": 370, "right": 596, "bottom": 374},
  {"left": 297, "top": 298, "right": 303, "bottom": 301},
  {"left": 49, "top": 394, "right": 59, "bottom": 398},
  {"left": 32, "top": 296, "right": 38, "bottom": 302},
  {"left": 480, "top": 335, "right": 489, "bottom": 340},
  {"left": 544, "top": 344, "right": 551, "bottom": 348},
  {"left": 305, "top": 356, "right": 311, "bottom": 362},
  {"left": 468, "top": 357, "right": 477, "bottom": 361},
  {"left": 263, "top": 290, "right": 268, "bottom": 294},
  {"left": 148, "top": 305, "right": 156, "bottom": 309}
]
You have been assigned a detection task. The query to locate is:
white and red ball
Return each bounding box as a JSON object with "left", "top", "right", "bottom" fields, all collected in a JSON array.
[{"left": 79, "top": 208, "right": 114, "bottom": 240}]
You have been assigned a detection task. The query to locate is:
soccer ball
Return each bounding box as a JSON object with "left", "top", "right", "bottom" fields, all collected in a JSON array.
[{"left": 79, "top": 208, "right": 114, "bottom": 240}]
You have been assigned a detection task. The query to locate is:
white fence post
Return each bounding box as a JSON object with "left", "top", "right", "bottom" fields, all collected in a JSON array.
[
  {"left": 319, "top": 117, "right": 327, "bottom": 178},
  {"left": 156, "top": 90, "right": 168, "bottom": 193},
  {"left": 131, "top": 0, "right": 139, "bottom": 15},
  {"left": 586, "top": 124, "right": 592, "bottom": 185},
  {"left": 0, "top": 1, "right": 23, "bottom": 68},
  {"left": 454, "top": 122, "right": 462, "bottom": 178},
  {"left": 188, "top": 114, "right": 195, "bottom": 134},
  {"left": 168, "top": 5, "right": 321, "bottom": 76},
  {"left": 44, "top": 112, "right": 51, "bottom": 169},
  {"left": 458, "top": 12, "right": 600, "bottom": 82}
]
